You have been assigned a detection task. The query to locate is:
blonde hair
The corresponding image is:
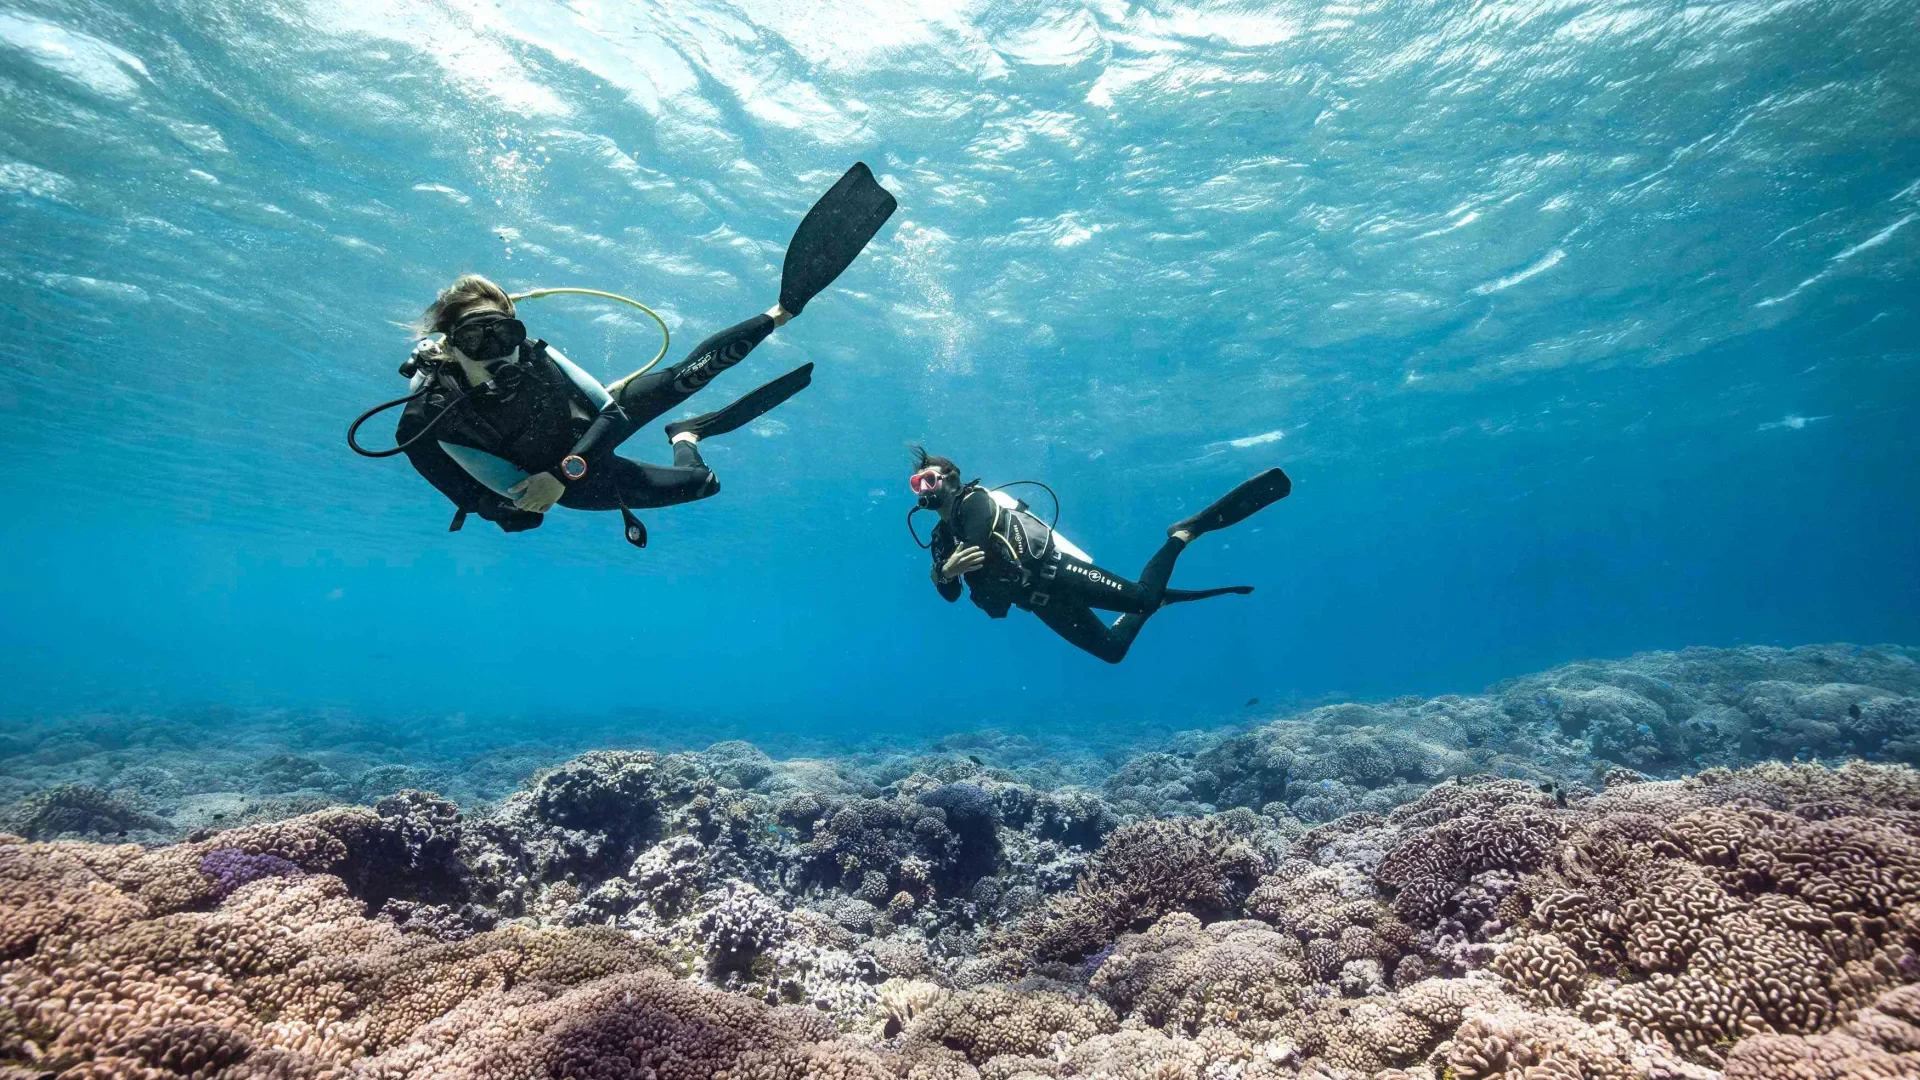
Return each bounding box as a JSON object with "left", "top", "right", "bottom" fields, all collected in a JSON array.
[{"left": 416, "top": 275, "right": 515, "bottom": 336}]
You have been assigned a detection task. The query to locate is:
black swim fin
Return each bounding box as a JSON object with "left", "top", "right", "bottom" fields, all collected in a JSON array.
[
  {"left": 1169, "top": 468, "right": 1292, "bottom": 538},
  {"left": 779, "top": 163, "right": 897, "bottom": 316},
  {"left": 665, "top": 363, "right": 814, "bottom": 441},
  {"left": 1162, "top": 585, "right": 1254, "bottom": 605}
]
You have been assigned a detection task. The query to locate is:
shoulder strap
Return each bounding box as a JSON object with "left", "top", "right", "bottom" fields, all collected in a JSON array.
[{"left": 537, "top": 341, "right": 615, "bottom": 410}]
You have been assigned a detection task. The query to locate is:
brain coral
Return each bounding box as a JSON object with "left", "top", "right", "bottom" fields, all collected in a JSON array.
[
  {"left": 1444, "top": 999, "right": 1719, "bottom": 1080},
  {"left": 1374, "top": 784, "right": 1564, "bottom": 927},
  {"left": 902, "top": 986, "right": 1116, "bottom": 1064},
  {"left": 1724, "top": 982, "right": 1920, "bottom": 1079},
  {"left": 1004, "top": 811, "right": 1277, "bottom": 963},
  {"left": 1089, "top": 912, "right": 1307, "bottom": 1038},
  {"left": 1284, "top": 977, "right": 1509, "bottom": 1075},
  {"left": 360, "top": 970, "right": 893, "bottom": 1080},
  {"left": 1491, "top": 767, "right": 1920, "bottom": 1064}
]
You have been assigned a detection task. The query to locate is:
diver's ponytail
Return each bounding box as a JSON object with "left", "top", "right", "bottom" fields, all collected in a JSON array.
[{"left": 909, "top": 444, "right": 961, "bottom": 484}]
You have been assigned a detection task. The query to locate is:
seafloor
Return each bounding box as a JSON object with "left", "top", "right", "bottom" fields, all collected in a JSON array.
[{"left": 4, "top": 643, "right": 1919, "bottom": 1079}]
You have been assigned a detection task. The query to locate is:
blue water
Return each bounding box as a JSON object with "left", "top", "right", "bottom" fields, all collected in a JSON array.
[{"left": 1, "top": 0, "right": 1915, "bottom": 745}]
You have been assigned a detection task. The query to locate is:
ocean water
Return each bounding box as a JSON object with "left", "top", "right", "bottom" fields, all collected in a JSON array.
[
  {"left": 10, "top": 6, "right": 1920, "bottom": 1075},
  {"left": 1, "top": 0, "right": 1916, "bottom": 748}
]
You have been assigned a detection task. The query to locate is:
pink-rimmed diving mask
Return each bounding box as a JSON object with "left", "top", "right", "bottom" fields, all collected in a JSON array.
[{"left": 908, "top": 469, "right": 947, "bottom": 496}]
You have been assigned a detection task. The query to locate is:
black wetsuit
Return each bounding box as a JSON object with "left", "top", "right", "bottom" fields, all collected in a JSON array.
[
  {"left": 928, "top": 485, "right": 1221, "bottom": 664},
  {"left": 398, "top": 315, "right": 774, "bottom": 531}
]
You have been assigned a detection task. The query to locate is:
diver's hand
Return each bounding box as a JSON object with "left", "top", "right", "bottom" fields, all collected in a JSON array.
[
  {"left": 508, "top": 472, "right": 566, "bottom": 513},
  {"left": 940, "top": 545, "right": 986, "bottom": 581}
]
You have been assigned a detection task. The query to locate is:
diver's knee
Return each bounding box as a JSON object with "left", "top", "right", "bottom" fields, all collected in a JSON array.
[{"left": 695, "top": 471, "right": 721, "bottom": 499}]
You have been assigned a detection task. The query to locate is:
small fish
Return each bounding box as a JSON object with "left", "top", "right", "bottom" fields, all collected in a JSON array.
[
  {"left": 967, "top": 755, "right": 984, "bottom": 766},
  {"left": 1244, "top": 697, "right": 1260, "bottom": 707}
]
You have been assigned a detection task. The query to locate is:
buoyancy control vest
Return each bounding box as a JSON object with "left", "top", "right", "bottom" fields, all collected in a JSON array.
[
  {"left": 943, "top": 485, "right": 1096, "bottom": 615},
  {"left": 395, "top": 339, "right": 628, "bottom": 502}
]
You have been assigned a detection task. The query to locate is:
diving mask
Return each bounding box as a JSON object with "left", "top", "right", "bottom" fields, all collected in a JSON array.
[
  {"left": 447, "top": 311, "right": 527, "bottom": 361},
  {"left": 909, "top": 469, "right": 947, "bottom": 496}
]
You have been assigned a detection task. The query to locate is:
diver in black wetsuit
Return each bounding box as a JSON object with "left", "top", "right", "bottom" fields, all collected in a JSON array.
[
  {"left": 363, "top": 163, "right": 898, "bottom": 542},
  {"left": 394, "top": 282, "right": 812, "bottom": 536},
  {"left": 910, "top": 448, "right": 1290, "bottom": 664}
]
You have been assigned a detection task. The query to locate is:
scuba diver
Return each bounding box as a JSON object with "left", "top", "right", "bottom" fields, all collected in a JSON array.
[
  {"left": 350, "top": 163, "right": 897, "bottom": 545},
  {"left": 908, "top": 448, "right": 1290, "bottom": 663}
]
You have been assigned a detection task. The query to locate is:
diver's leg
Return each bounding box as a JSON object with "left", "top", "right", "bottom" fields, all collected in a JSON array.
[
  {"left": 1050, "top": 539, "right": 1186, "bottom": 615},
  {"left": 557, "top": 455, "right": 718, "bottom": 511},
  {"left": 1032, "top": 600, "right": 1140, "bottom": 665},
  {"left": 1054, "top": 541, "right": 1250, "bottom": 612},
  {"left": 1052, "top": 558, "right": 1152, "bottom": 614},
  {"left": 1134, "top": 536, "right": 1186, "bottom": 602},
  {"left": 607, "top": 313, "right": 779, "bottom": 426},
  {"left": 1131, "top": 536, "right": 1252, "bottom": 602}
]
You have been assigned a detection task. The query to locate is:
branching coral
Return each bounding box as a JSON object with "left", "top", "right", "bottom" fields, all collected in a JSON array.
[{"left": 796, "top": 796, "right": 965, "bottom": 898}]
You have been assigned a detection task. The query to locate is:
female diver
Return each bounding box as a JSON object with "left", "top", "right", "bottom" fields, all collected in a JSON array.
[
  {"left": 910, "top": 448, "right": 1290, "bottom": 663},
  {"left": 375, "top": 164, "right": 896, "bottom": 542}
]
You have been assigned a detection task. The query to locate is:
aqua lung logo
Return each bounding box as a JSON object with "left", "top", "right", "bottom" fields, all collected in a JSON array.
[
  {"left": 1065, "top": 562, "right": 1124, "bottom": 592},
  {"left": 672, "top": 339, "right": 755, "bottom": 393}
]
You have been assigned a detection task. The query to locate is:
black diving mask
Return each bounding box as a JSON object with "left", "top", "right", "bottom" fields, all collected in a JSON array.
[{"left": 447, "top": 312, "right": 527, "bottom": 361}]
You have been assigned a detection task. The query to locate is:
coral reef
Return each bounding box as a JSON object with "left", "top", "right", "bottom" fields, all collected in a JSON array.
[
  {"left": 1724, "top": 983, "right": 1920, "bottom": 1079},
  {"left": 1107, "top": 643, "right": 1920, "bottom": 822},
  {"left": 1005, "top": 810, "right": 1280, "bottom": 964},
  {"left": 2, "top": 644, "right": 1919, "bottom": 1078}
]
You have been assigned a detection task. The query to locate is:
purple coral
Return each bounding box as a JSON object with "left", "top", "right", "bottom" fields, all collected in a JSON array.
[{"left": 198, "top": 847, "right": 302, "bottom": 898}]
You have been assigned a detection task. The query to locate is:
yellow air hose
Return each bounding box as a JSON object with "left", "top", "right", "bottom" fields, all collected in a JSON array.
[{"left": 509, "top": 287, "right": 671, "bottom": 377}]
